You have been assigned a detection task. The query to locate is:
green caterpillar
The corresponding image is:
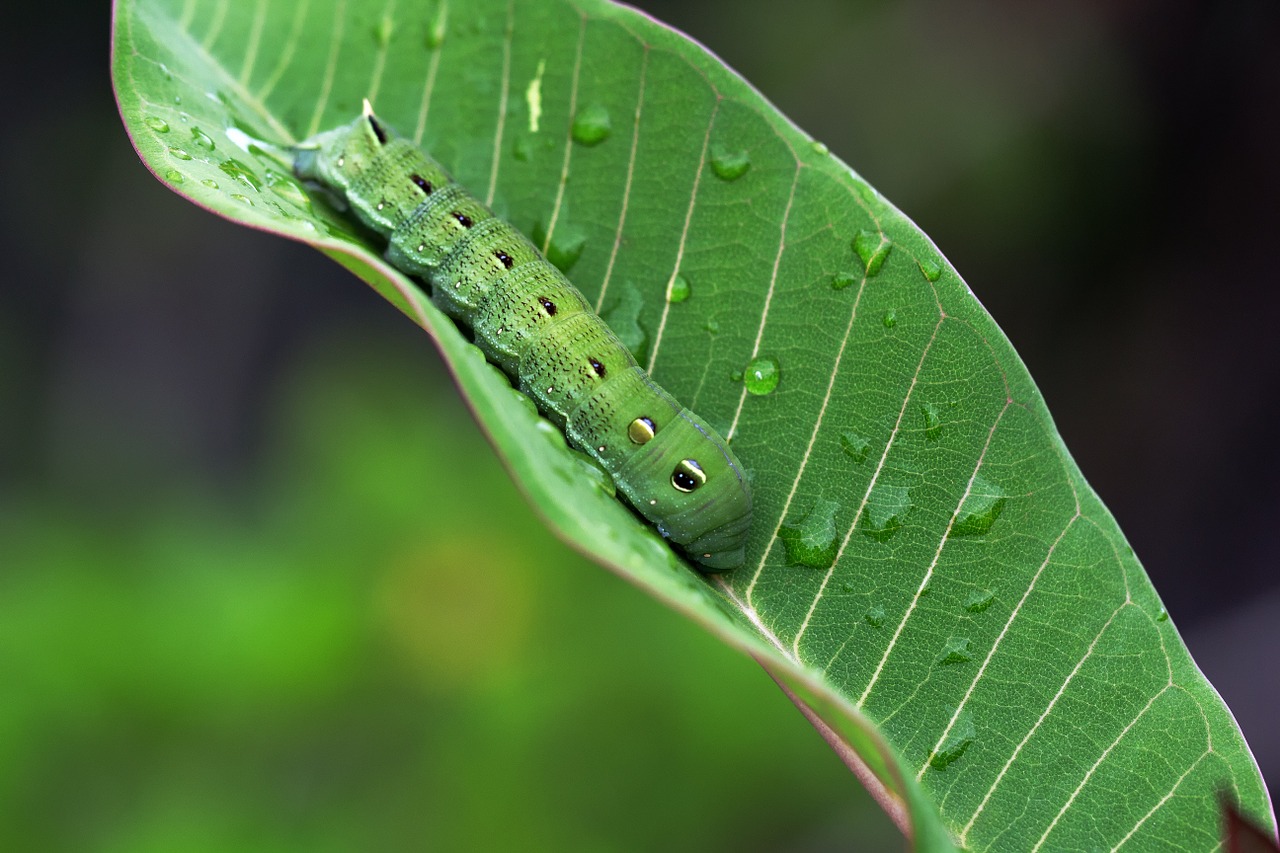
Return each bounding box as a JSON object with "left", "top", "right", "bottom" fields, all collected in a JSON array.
[{"left": 293, "top": 103, "right": 752, "bottom": 570}]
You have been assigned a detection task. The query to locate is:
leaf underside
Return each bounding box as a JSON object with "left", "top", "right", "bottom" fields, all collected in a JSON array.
[{"left": 112, "top": 0, "right": 1273, "bottom": 848}]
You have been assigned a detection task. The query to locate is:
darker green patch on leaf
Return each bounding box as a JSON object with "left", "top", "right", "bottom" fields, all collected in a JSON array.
[{"left": 778, "top": 499, "right": 840, "bottom": 569}]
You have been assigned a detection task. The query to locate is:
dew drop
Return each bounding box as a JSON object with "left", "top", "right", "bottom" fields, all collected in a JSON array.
[
  {"left": 704, "top": 317, "right": 720, "bottom": 335},
  {"left": 1157, "top": 606, "right": 1169, "bottom": 623},
  {"left": 571, "top": 103, "right": 611, "bottom": 146},
  {"left": 853, "top": 179, "right": 876, "bottom": 205},
  {"left": 777, "top": 499, "right": 840, "bottom": 569},
  {"left": 831, "top": 270, "right": 857, "bottom": 291},
  {"left": 927, "top": 710, "right": 975, "bottom": 771},
  {"left": 864, "top": 606, "right": 885, "bottom": 627},
  {"left": 201, "top": 178, "right": 219, "bottom": 189},
  {"left": 882, "top": 309, "right": 897, "bottom": 328},
  {"left": 949, "top": 474, "right": 1006, "bottom": 538},
  {"left": 219, "top": 158, "right": 263, "bottom": 191},
  {"left": 230, "top": 193, "right": 253, "bottom": 206},
  {"left": 742, "top": 356, "right": 780, "bottom": 396},
  {"left": 710, "top": 144, "right": 750, "bottom": 181},
  {"left": 265, "top": 169, "right": 311, "bottom": 208},
  {"left": 425, "top": 8, "right": 447, "bottom": 49},
  {"left": 169, "top": 147, "right": 193, "bottom": 161},
  {"left": 667, "top": 274, "right": 691, "bottom": 303},
  {"left": 811, "top": 140, "right": 829, "bottom": 156},
  {"left": 190, "top": 127, "right": 216, "bottom": 150},
  {"left": 532, "top": 220, "right": 586, "bottom": 273},
  {"left": 918, "top": 257, "right": 943, "bottom": 282},
  {"left": 373, "top": 12, "right": 394, "bottom": 47},
  {"left": 852, "top": 229, "right": 891, "bottom": 277},
  {"left": 729, "top": 370, "right": 744, "bottom": 383},
  {"left": 145, "top": 116, "right": 170, "bottom": 133},
  {"left": 937, "top": 637, "right": 973, "bottom": 665},
  {"left": 839, "top": 432, "right": 870, "bottom": 464},
  {"left": 964, "top": 588, "right": 995, "bottom": 613},
  {"left": 922, "top": 403, "right": 943, "bottom": 442},
  {"left": 861, "top": 483, "right": 910, "bottom": 542},
  {"left": 163, "top": 169, "right": 184, "bottom": 184}
]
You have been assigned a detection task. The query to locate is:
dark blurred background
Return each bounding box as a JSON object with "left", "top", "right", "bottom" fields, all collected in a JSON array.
[{"left": 2, "top": 0, "right": 1276, "bottom": 849}]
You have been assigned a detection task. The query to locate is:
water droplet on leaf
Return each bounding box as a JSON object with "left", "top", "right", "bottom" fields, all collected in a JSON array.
[
  {"left": 862, "top": 483, "right": 910, "bottom": 541},
  {"left": 964, "top": 588, "right": 995, "bottom": 613},
  {"left": 882, "top": 310, "right": 896, "bottom": 328},
  {"left": 811, "top": 140, "right": 829, "bottom": 156},
  {"left": 201, "top": 178, "right": 219, "bottom": 189},
  {"left": 840, "top": 432, "right": 870, "bottom": 464},
  {"left": 532, "top": 220, "right": 586, "bottom": 273},
  {"left": 937, "top": 637, "right": 973, "bottom": 665},
  {"left": 922, "top": 403, "right": 942, "bottom": 442},
  {"left": 831, "top": 270, "right": 856, "bottom": 290},
  {"left": 667, "top": 274, "right": 691, "bottom": 303},
  {"left": 918, "top": 257, "right": 943, "bottom": 282},
  {"left": 571, "top": 103, "right": 611, "bottom": 146},
  {"left": 145, "top": 116, "right": 170, "bottom": 133},
  {"left": 373, "top": 13, "right": 394, "bottom": 47},
  {"left": 163, "top": 169, "right": 184, "bottom": 184},
  {"left": 230, "top": 193, "right": 253, "bottom": 206},
  {"left": 949, "top": 475, "right": 1006, "bottom": 538},
  {"left": 169, "top": 147, "right": 193, "bottom": 161},
  {"left": 265, "top": 169, "right": 310, "bottom": 208},
  {"left": 853, "top": 229, "right": 891, "bottom": 276},
  {"left": 219, "top": 159, "right": 262, "bottom": 191},
  {"left": 710, "top": 144, "right": 750, "bottom": 181},
  {"left": 425, "top": 10, "right": 447, "bottom": 48},
  {"left": 928, "top": 711, "right": 975, "bottom": 770},
  {"left": 778, "top": 499, "right": 841, "bottom": 569},
  {"left": 865, "top": 606, "right": 885, "bottom": 627},
  {"left": 190, "top": 127, "right": 215, "bottom": 150},
  {"left": 742, "top": 356, "right": 780, "bottom": 396}
]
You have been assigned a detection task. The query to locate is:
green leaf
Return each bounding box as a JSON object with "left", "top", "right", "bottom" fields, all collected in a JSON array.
[{"left": 112, "top": 0, "right": 1273, "bottom": 848}]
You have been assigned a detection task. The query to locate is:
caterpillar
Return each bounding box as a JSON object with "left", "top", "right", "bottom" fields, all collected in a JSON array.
[{"left": 293, "top": 102, "right": 752, "bottom": 570}]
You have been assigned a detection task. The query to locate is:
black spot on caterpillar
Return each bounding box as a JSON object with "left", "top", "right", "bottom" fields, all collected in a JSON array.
[{"left": 293, "top": 102, "right": 751, "bottom": 570}]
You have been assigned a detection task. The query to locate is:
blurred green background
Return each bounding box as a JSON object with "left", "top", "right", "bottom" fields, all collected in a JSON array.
[{"left": 3, "top": 0, "right": 1278, "bottom": 850}]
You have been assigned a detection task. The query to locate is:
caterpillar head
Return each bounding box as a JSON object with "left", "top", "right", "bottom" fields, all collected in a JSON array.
[{"left": 293, "top": 99, "right": 387, "bottom": 193}]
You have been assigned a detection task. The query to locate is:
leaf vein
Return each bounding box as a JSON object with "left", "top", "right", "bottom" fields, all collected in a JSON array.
[
  {"left": 539, "top": 12, "right": 587, "bottom": 256},
  {"left": 646, "top": 100, "right": 718, "bottom": 374},
  {"left": 595, "top": 45, "right": 648, "bottom": 313},
  {"left": 484, "top": 0, "right": 514, "bottom": 206}
]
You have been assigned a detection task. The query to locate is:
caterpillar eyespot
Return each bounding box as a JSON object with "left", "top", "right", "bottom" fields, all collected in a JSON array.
[
  {"left": 292, "top": 103, "right": 752, "bottom": 571},
  {"left": 628, "top": 417, "right": 656, "bottom": 445},
  {"left": 672, "top": 459, "right": 706, "bottom": 493}
]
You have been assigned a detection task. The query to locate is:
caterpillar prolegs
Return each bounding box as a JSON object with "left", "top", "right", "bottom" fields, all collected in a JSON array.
[{"left": 293, "top": 104, "right": 752, "bottom": 570}]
